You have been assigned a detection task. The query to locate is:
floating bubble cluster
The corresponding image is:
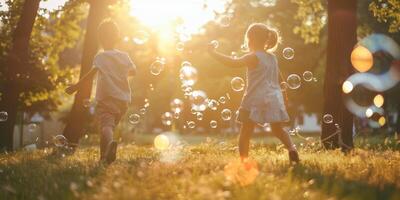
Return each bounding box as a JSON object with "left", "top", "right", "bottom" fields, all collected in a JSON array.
[
  {"left": 210, "top": 120, "right": 218, "bottom": 128},
  {"left": 0, "top": 111, "right": 8, "bottom": 122},
  {"left": 302, "top": 71, "right": 313, "bottom": 82},
  {"left": 231, "top": 77, "right": 245, "bottom": 92},
  {"left": 286, "top": 74, "right": 301, "bottom": 89},
  {"left": 161, "top": 112, "right": 173, "bottom": 126},
  {"left": 282, "top": 47, "right": 295, "bottom": 60},
  {"left": 322, "top": 114, "right": 333, "bottom": 124},
  {"left": 53, "top": 135, "right": 68, "bottom": 147},
  {"left": 170, "top": 98, "right": 184, "bottom": 113},
  {"left": 179, "top": 65, "right": 198, "bottom": 87},
  {"left": 150, "top": 59, "right": 165, "bottom": 76},
  {"left": 221, "top": 109, "right": 232, "bottom": 121},
  {"left": 190, "top": 90, "right": 207, "bottom": 112},
  {"left": 187, "top": 121, "right": 196, "bottom": 129},
  {"left": 207, "top": 99, "right": 219, "bottom": 111},
  {"left": 129, "top": 114, "right": 141, "bottom": 125}
]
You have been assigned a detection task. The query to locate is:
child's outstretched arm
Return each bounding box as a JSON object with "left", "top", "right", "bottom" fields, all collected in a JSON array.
[
  {"left": 208, "top": 43, "right": 258, "bottom": 69},
  {"left": 65, "top": 67, "right": 98, "bottom": 95}
]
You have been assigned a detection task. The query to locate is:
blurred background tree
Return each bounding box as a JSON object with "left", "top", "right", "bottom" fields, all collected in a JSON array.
[{"left": 0, "top": 0, "right": 85, "bottom": 150}]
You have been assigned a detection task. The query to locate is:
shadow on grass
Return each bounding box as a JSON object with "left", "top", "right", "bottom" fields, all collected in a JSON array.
[
  {"left": 291, "top": 164, "right": 400, "bottom": 200},
  {"left": 0, "top": 150, "right": 106, "bottom": 200}
]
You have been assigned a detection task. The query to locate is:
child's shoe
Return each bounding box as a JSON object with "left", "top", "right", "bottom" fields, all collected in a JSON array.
[{"left": 104, "top": 141, "right": 118, "bottom": 164}]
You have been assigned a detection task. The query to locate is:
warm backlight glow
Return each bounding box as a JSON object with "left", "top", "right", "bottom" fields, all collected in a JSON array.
[
  {"left": 342, "top": 81, "right": 354, "bottom": 94},
  {"left": 224, "top": 158, "right": 259, "bottom": 186},
  {"left": 154, "top": 134, "right": 170, "bottom": 150},
  {"left": 351, "top": 45, "right": 373, "bottom": 72},
  {"left": 129, "top": 0, "right": 227, "bottom": 35},
  {"left": 373, "top": 94, "right": 384, "bottom": 108}
]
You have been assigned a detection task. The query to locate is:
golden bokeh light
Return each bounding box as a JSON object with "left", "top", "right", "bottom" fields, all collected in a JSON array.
[
  {"left": 351, "top": 45, "right": 373, "bottom": 72},
  {"left": 378, "top": 116, "right": 386, "bottom": 127},
  {"left": 373, "top": 94, "right": 384, "bottom": 108},
  {"left": 154, "top": 134, "right": 170, "bottom": 150},
  {"left": 342, "top": 81, "right": 354, "bottom": 94},
  {"left": 224, "top": 158, "right": 259, "bottom": 186}
]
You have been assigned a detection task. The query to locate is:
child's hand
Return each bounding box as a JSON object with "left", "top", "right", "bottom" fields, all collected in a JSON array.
[
  {"left": 65, "top": 84, "right": 78, "bottom": 95},
  {"left": 207, "top": 40, "right": 218, "bottom": 53}
]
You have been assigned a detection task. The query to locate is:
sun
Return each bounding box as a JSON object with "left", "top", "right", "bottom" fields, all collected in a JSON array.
[{"left": 129, "top": 0, "right": 229, "bottom": 36}]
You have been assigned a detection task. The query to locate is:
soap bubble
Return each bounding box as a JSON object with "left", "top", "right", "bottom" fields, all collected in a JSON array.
[
  {"left": 323, "top": 114, "right": 333, "bottom": 124},
  {"left": 190, "top": 90, "right": 207, "bottom": 112},
  {"left": 302, "top": 71, "right": 313, "bottom": 82},
  {"left": 133, "top": 31, "right": 149, "bottom": 45},
  {"left": 176, "top": 42, "right": 185, "bottom": 51},
  {"left": 287, "top": 74, "right": 301, "bottom": 89},
  {"left": 129, "top": 114, "right": 141, "bottom": 125},
  {"left": 219, "top": 96, "right": 226, "bottom": 104},
  {"left": 218, "top": 15, "right": 231, "bottom": 27},
  {"left": 231, "top": 77, "right": 245, "bottom": 92},
  {"left": 150, "top": 60, "right": 165, "bottom": 76},
  {"left": 207, "top": 99, "right": 219, "bottom": 111},
  {"left": 210, "top": 120, "right": 218, "bottom": 128},
  {"left": 196, "top": 112, "right": 203, "bottom": 121},
  {"left": 139, "top": 108, "right": 146, "bottom": 115},
  {"left": 282, "top": 47, "right": 295, "bottom": 60},
  {"left": 28, "top": 123, "right": 37, "bottom": 133},
  {"left": 231, "top": 51, "right": 238, "bottom": 59},
  {"left": 161, "top": 112, "right": 173, "bottom": 126},
  {"left": 179, "top": 65, "right": 198, "bottom": 86},
  {"left": 187, "top": 121, "right": 196, "bottom": 129},
  {"left": 210, "top": 40, "right": 219, "bottom": 49},
  {"left": 342, "top": 81, "right": 354, "bottom": 94},
  {"left": 154, "top": 134, "right": 170, "bottom": 150},
  {"left": 241, "top": 44, "right": 249, "bottom": 52},
  {"left": 173, "top": 112, "right": 180, "bottom": 119},
  {"left": 53, "top": 135, "right": 68, "bottom": 147},
  {"left": 0, "top": 111, "right": 8, "bottom": 122},
  {"left": 170, "top": 98, "right": 184, "bottom": 113},
  {"left": 221, "top": 109, "right": 232, "bottom": 121}
]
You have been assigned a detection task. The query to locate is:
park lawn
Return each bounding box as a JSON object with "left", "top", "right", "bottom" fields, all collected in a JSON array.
[{"left": 0, "top": 135, "right": 399, "bottom": 200}]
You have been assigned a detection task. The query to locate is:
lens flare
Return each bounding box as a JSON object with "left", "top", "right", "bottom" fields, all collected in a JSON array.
[
  {"left": 365, "top": 108, "right": 373, "bottom": 118},
  {"left": 373, "top": 94, "right": 384, "bottom": 108},
  {"left": 378, "top": 116, "right": 386, "bottom": 126},
  {"left": 342, "top": 81, "right": 354, "bottom": 94},
  {"left": 154, "top": 134, "right": 170, "bottom": 150},
  {"left": 351, "top": 45, "right": 373, "bottom": 72},
  {"left": 224, "top": 158, "right": 259, "bottom": 186}
]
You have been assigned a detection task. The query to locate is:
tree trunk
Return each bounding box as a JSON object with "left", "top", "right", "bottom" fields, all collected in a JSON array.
[
  {"left": 0, "top": 0, "right": 40, "bottom": 151},
  {"left": 62, "top": 1, "right": 109, "bottom": 146},
  {"left": 322, "top": 0, "right": 357, "bottom": 150}
]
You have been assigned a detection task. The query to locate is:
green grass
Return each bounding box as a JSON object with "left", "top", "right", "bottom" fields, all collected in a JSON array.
[{"left": 0, "top": 134, "right": 399, "bottom": 200}]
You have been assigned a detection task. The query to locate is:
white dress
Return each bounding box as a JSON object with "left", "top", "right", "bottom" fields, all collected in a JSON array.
[{"left": 239, "top": 51, "right": 289, "bottom": 124}]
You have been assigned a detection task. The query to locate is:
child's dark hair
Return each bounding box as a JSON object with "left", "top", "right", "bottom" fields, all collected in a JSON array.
[
  {"left": 97, "top": 19, "right": 120, "bottom": 48},
  {"left": 244, "top": 23, "right": 280, "bottom": 52}
]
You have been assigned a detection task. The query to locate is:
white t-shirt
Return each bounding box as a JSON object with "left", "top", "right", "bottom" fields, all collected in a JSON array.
[{"left": 93, "top": 49, "right": 136, "bottom": 102}]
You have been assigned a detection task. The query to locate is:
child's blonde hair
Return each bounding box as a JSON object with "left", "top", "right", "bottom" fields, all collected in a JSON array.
[{"left": 244, "top": 23, "right": 280, "bottom": 52}]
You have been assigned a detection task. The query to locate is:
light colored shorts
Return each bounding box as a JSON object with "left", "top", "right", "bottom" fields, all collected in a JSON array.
[{"left": 96, "top": 97, "right": 128, "bottom": 129}]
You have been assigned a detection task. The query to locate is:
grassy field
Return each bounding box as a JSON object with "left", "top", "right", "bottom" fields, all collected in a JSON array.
[{"left": 0, "top": 134, "right": 399, "bottom": 200}]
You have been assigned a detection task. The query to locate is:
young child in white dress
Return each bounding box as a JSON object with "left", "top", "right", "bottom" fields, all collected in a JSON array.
[{"left": 208, "top": 23, "right": 299, "bottom": 163}]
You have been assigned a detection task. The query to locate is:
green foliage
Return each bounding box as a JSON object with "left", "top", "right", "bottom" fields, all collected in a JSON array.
[
  {"left": 291, "top": 0, "right": 327, "bottom": 44},
  {"left": 0, "top": 0, "right": 85, "bottom": 114},
  {"left": 369, "top": 0, "right": 400, "bottom": 33}
]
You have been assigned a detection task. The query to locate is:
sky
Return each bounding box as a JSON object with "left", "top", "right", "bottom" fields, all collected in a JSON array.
[{"left": 0, "top": 0, "right": 68, "bottom": 12}]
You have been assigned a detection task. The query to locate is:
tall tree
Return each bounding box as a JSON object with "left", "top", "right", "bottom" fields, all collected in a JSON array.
[
  {"left": 63, "top": 0, "right": 113, "bottom": 146},
  {"left": 0, "top": 0, "right": 40, "bottom": 151},
  {"left": 321, "top": 0, "right": 357, "bottom": 149}
]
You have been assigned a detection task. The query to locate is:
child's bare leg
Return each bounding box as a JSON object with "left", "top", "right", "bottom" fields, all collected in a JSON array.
[
  {"left": 239, "top": 121, "right": 255, "bottom": 158},
  {"left": 100, "top": 126, "right": 113, "bottom": 159},
  {"left": 270, "top": 123, "right": 297, "bottom": 152}
]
